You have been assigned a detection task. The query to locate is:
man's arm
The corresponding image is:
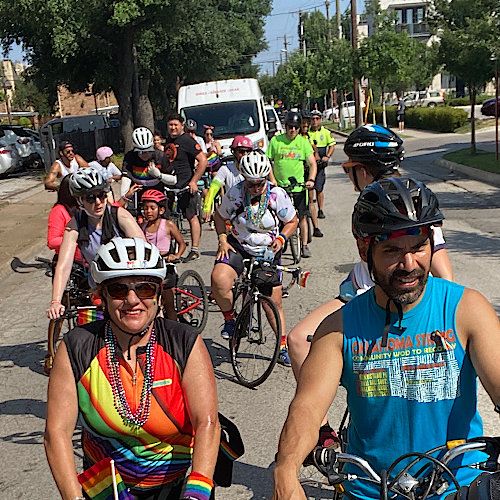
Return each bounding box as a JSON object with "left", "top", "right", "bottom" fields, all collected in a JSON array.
[
  {"left": 44, "top": 161, "right": 61, "bottom": 190},
  {"left": 458, "top": 288, "right": 500, "bottom": 406},
  {"left": 274, "top": 311, "right": 343, "bottom": 498},
  {"left": 75, "top": 154, "right": 89, "bottom": 168},
  {"left": 305, "top": 154, "right": 317, "bottom": 189},
  {"left": 189, "top": 151, "right": 208, "bottom": 193}
]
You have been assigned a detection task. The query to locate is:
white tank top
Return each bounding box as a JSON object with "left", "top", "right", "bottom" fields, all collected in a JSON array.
[{"left": 56, "top": 158, "right": 79, "bottom": 177}]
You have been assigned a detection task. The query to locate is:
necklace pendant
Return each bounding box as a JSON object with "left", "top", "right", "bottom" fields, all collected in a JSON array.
[{"left": 132, "top": 373, "right": 137, "bottom": 386}]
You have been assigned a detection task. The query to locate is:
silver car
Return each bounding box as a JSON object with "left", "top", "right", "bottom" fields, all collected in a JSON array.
[
  {"left": 0, "top": 137, "right": 20, "bottom": 176},
  {"left": 0, "top": 126, "right": 45, "bottom": 171}
]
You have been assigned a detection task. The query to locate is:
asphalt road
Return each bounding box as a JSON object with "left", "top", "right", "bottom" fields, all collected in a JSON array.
[{"left": 0, "top": 130, "right": 499, "bottom": 499}]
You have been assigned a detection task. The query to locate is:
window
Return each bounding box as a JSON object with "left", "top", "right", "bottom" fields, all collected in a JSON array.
[{"left": 416, "top": 7, "right": 425, "bottom": 23}]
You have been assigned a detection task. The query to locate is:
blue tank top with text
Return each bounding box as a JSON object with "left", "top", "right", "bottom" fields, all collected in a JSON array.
[{"left": 341, "top": 276, "right": 485, "bottom": 499}]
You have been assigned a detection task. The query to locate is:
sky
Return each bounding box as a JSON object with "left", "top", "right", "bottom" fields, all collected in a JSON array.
[{"left": 254, "top": 0, "right": 364, "bottom": 75}]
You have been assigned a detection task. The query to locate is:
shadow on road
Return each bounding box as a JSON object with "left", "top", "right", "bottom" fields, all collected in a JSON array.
[
  {"left": 0, "top": 398, "right": 45, "bottom": 419},
  {"left": 0, "top": 340, "right": 47, "bottom": 375},
  {"left": 445, "top": 228, "right": 500, "bottom": 259}
]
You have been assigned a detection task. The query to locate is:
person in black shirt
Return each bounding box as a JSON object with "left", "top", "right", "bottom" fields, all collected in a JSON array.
[{"left": 165, "top": 114, "right": 208, "bottom": 261}]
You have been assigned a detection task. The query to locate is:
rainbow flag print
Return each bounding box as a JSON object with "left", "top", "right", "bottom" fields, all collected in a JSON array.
[
  {"left": 77, "top": 307, "right": 104, "bottom": 326},
  {"left": 207, "top": 152, "right": 221, "bottom": 171},
  {"left": 78, "top": 457, "right": 133, "bottom": 499},
  {"left": 132, "top": 165, "right": 153, "bottom": 180}
]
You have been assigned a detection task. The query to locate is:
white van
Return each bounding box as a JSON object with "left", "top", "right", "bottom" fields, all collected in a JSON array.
[{"left": 178, "top": 78, "right": 271, "bottom": 156}]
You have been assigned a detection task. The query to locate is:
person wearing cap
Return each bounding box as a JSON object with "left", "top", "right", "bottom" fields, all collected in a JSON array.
[
  {"left": 274, "top": 178, "right": 500, "bottom": 499},
  {"left": 185, "top": 119, "right": 207, "bottom": 154},
  {"left": 44, "top": 141, "right": 89, "bottom": 191},
  {"left": 308, "top": 110, "right": 335, "bottom": 220},
  {"left": 88, "top": 146, "right": 122, "bottom": 183}
]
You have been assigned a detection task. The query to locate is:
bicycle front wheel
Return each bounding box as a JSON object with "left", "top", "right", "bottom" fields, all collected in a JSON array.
[
  {"left": 289, "top": 229, "right": 301, "bottom": 264},
  {"left": 230, "top": 295, "right": 281, "bottom": 388},
  {"left": 44, "top": 317, "right": 66, "bottom": 375},
  {"left": 175, "top": 270, "right": 208, "bottom": 334}
]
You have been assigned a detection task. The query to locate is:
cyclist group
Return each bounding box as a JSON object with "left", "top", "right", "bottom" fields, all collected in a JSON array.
[{"left": 42, "top": 112, "right": 500, "bottom": 499}]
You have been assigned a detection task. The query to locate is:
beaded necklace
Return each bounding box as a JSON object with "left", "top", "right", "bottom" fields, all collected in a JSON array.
[
  {"left": 245, "top": 183, "right": 270, "bottom": 227},
  {"left": 105, "top": 321, "right": 156, "bottom": 428}
]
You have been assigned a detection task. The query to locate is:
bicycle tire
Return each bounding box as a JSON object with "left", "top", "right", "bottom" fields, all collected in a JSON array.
[
  {"left": 175, "top": 269, "right": 208, "bottom": 334},
  {"left": 230, "top": 294, "right": 281, "bottom": 388},
  {"left": 289, "top": 229, "right": 301, "bottom": 264}
]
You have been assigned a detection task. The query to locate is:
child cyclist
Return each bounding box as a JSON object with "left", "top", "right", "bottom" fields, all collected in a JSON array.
[{"left": 141, "top": 189, "right": 187, "bottom": 320}]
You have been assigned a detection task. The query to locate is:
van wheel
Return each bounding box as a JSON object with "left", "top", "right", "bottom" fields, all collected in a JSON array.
[{"left": 428, "top": 102, "right": 437, "bottom": 108}]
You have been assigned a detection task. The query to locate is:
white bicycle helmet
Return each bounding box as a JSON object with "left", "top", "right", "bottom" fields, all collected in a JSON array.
[
  {"left": 91, "top": 237, "right": 166, "bottom": 284},
  {"left": 239, "top": 151, "right": 271, "bottom": 180},
  {"left": 69, "top": 167, "right": 108, "bottom": 197},
  {"left": 132, "top": 127, "right": 154, "bottom": 152}
]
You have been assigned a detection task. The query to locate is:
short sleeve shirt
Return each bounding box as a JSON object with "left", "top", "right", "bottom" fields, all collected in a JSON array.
[
  {"left": 308, "top": 126, "right": 335, "bottom": 158},
  {"left": 123, "top": 150, "right": 169, "bottom": 187},
  {"left": 217, "top": 180, "right": 296, "bottom": 256},
  {"left": 88, "top": 161, "right": 122, "bottom": 181},
  {"left": 164, "top": 133, "right": 202, "bottom": 189},
  {"left": 266, "top": 133, "right": 313, "bottom": 192}
]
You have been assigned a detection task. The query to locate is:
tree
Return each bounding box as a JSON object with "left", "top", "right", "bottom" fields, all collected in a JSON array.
[
  {"left": 358, "top": 28, "right": 417, "bottom": 125},
  {"left": 11, "top": 76, "right": 53, "bottom": 115},
  {"left": 0, "top": 0, "right": 270, "bottom": 150},
  {"left": 431, "top": 0, "right": 497, "bottom": 153}
]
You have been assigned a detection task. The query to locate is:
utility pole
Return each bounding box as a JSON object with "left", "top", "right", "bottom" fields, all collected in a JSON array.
[
  {"left": 351, "top": 0, "right": 361, "bottom": 127},
  {"left": 325, "top": 1, "right": 331, "bottom": 41},
  {"left": 336, "top": 0, "right": 342, "bottom": 39},
  {"left": 284, "top": 34, "right": 289, "bottom": 62},
  {"left": 272, "top": 60, "right": 276, "bottom": 77}
]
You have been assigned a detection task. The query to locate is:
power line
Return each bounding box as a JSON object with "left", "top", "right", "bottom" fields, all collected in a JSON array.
[{"left": 268, "top": 3, "right": 324, "bottom": 17}]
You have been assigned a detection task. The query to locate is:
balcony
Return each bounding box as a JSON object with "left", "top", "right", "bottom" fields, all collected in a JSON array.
[{"left": 396, "top": 22, "right": 430, "bottom": 36}]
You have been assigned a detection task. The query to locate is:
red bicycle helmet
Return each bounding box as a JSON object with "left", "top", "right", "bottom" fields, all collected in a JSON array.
[
  {"left": 231, "top": 135, "right": 253, "bottom": 151},
  {"left": 141, "top": 189, "right": 166, "bottom": 203}
]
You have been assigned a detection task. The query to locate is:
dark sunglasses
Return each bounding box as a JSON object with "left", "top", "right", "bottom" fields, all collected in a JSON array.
[
  {"left": 286, "top": 125, "right": 300, "bottom": 130},
  {"left": 105, "top": 281, "right": 160, "bottom": 300},
  {"left": 84, "top": 191, "right": 108, "bottom": 203},
  {"left": 311, "top": 116, "right": 321, "bottom": 120},
  {"left": 63, "top": 148, "right": 75, "bottom": 154}
]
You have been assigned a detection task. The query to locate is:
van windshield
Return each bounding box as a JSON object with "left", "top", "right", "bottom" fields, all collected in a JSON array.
[{"left": 182, "top": 101, "right": 260, "bottom": 139}]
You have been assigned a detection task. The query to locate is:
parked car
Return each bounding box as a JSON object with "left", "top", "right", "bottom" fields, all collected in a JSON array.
[
  {"left": 403, "top": 90, "right": 444, "bottom": 108},
  {"left": 322, "top": 107, "right": 339, "bottom": 121},
  {"left": 480, "top": 97, "right": 500, "bottom": 117},
  {"left": 0, "top": 138, "right": 20, "bottom": 176},
  {"left": 0, "top": 125, "right": 45, "bottom": 170},
  {"left": 264, "top": 105, "right": 284, "bottom": 138},
  {"left": 339, "top": 100, "right": 365, "bottom": 122}
]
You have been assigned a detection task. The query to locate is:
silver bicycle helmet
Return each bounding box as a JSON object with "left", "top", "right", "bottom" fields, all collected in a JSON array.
[
  {"left": 91, "top": 237, "right": 166, "bottom": 284},
  {"left": 132, "top": 127, "right": 154, "bottom": 152},
  {"left": 185, "top": 119, "right": 197, "bottom": 132},
  {"left": 69, "top": 167, "right": 108, "bottom": 197},
  {"left": 239, "top": 151, "right": 272, "bottom": 180}
]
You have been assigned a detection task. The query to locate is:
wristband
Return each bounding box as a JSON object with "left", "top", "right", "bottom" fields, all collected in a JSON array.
[
  {"left": 279, "top": 232, "right": 288, "bottom": 243},
  {"left": 275, "top": 235, "right": 285, "bottom": 247},
  {"left": 121, "top": 195, "right": 132, "bottom": 202},
  {"left": 308, "top": 178, "right": 316, "bottom": 183},
  {"left": 218, "top": 233, "right": 228, "bottom": 242},
  {"left": 50, "top": 300, "right": 61, "bottom": 304},
  {"left": 180, "top": 471, "right": 214, "bottom": 500}
]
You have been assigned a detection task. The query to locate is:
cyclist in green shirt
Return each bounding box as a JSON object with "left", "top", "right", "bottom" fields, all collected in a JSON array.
[
  {"left": 267, "top": 112, "right": 317, "bottom": 258},
  {"left": 308, "top": 110, "right": 335, "bottom": 219}
]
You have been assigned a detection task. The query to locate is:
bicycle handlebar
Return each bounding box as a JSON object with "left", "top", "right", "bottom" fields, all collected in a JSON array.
[
  {"left": 162, "top": 186, "right": 191, "bottom": 195},
  {"left": 313, "top": 436, "right": 500, "bottom": 498}
]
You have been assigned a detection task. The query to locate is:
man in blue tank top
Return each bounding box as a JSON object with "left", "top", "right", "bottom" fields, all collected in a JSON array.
[{"left": 273, "top": 178, "right": 500, "bottom": 499}]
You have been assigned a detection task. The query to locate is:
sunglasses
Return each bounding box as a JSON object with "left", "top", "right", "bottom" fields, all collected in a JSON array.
[
  {"left": 311, "top": 116, "right": 321, "bottom": 120},
  {"left": 63, "top": 148, "right": 74, "bottom": 154},
  {"left": 84, "top": 191, "right": 108, "bottom": 203},
  {"left": 245, "top": 179, "right": 266, "bottom": 188},
  {"left": 286, "top": 125, "right": 300, "bottom": 130},
  {"left": 105, "top": 281, "right": 160, "bottom": 300}
]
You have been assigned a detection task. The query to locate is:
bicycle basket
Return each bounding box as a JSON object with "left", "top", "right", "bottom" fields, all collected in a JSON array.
[{"left": 251, "top": 264, "right": 281, "bottom": 296}]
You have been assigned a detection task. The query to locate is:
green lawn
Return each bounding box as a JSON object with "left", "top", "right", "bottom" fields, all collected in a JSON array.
[
  {"left": 443, "top": 148, "right": 500, "bottom": 173},
  {"left": 453, "top": 118, "right": 496, "bottom": 134}
]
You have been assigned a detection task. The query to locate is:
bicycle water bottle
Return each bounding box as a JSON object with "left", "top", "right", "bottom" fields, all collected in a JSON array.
[{"left": 262, "top": 247, "right": 275, "bottom": 262}]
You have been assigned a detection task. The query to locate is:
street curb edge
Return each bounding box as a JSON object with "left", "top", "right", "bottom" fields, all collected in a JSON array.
[{"left": 434, "top": 158, "right": 500, "bottom": 188}]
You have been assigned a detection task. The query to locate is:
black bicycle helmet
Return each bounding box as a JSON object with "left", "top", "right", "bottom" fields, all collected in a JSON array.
[
  {"left": 344, "top": 124, "right": 404, "bottom": 173},
  {"left": 185, "top": 119, "right": 197, "bottom": 132},
  {"left": 301, "top": 110, "right": 312, "bottom": 122},
  {"left": 285, "top": 111, "right": 302, "bottom": 128},
  {"left": 352, "top": 177, "right": 444, "bottom": 240}
]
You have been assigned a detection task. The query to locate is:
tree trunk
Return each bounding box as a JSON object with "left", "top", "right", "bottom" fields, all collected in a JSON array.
[
  {"left": 115, "top": 30, "right": 135, "bottom": 153},
  {"left": 135, "top": 71, "right": 155, "bottom": 130},
  {"left": 381, "top": 84, "right": 387, "bottom": 127},
  {"left": 470, "top": 85, "right": 476, "bottom": 154}
]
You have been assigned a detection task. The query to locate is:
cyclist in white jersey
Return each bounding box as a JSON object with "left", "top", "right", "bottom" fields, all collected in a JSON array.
[
  {"left": 287, "top": 124, "right": 454, "bottom": 448},
  {"left": 44, "top": 141, "right": 89, "bottom": 191}
]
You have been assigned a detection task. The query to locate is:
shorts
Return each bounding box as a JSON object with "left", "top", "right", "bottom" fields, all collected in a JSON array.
[
  {"left": 314, "top": 168, "right": 326, "bottom": 192},
  {"left": 291, "top": 190, "right": 308, "bottom": 218},
  {"left": 168, "top": 190, "right": 199, "bottom": 220},
  {"left": 397, "top": 113, "right": 405, "bottom": 123},
  {"left": 163, "top": 263, "right": 178, "bottom": 289},
  {"left": 215, "top": 236, "right": 282, "bottom": 286}
]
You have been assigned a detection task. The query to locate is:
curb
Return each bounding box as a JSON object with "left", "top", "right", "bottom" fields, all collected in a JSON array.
[
  {"left": 0, "top": 182, "right": 46, "bottom": 209},
  {"left": 434, "top": 158, "right": 500, "bottom": 188},
  {"left": 326, "top": 127, "right": 349, "bottom": 138}
]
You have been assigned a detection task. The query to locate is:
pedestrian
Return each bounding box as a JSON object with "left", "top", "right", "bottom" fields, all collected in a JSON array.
[
  {"left": 397, "top": 93, "right": 406, "bottom": 132},
  {"left": 44, "top": 141, "right": 89, "bottom": 191}
]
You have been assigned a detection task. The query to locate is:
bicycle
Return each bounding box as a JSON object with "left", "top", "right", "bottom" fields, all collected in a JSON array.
[
  {"left": 282, "top": 176, "right": 314, "bottom": 264},
  {"left": 163, "top": 185, "right": 192, "bottom": 253},
  {"left": 166, "top": 262, "right": 208, "bottom": 335},
  {"left": 229, "top": 257, "right": 309, "bottom": 388},
  {"left": 310, "top": 435, "right": 500, "bottom": 499}
]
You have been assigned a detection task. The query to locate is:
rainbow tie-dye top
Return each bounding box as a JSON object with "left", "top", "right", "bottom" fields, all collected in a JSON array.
[{"left": 64, "top": 319, "right": 197, "bottom": 495}]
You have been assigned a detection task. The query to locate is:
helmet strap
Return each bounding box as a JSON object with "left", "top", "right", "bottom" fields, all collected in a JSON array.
[{"left": 352, "top": 167, "right": 363, "bottom": 192}]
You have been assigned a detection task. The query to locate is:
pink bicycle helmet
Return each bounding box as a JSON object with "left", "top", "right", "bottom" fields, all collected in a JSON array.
[
  {"left": 231, "top": 135, "right": 253, "bottom": 151},
  {"left": 96, "top": 146, "right": 114, "bottom": 162}
]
